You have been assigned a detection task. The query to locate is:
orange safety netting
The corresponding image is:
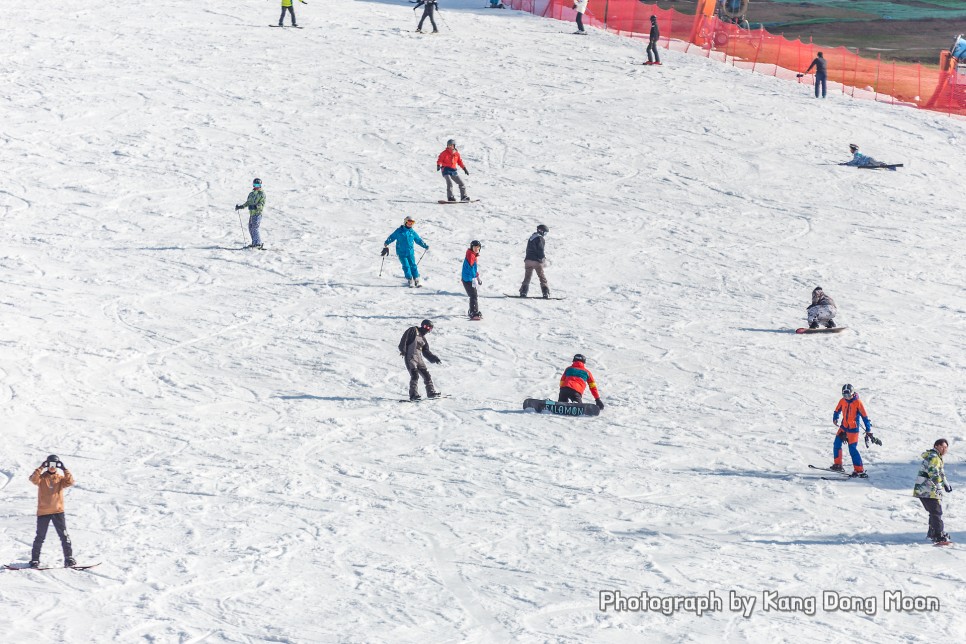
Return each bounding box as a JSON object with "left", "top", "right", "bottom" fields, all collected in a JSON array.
[{"left": 505, "top": 0, "right": 965, "bottom": 116}]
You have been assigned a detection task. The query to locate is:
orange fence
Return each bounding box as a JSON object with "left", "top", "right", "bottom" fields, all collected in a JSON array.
[{"left": 506, "top": 0, "right": 966, "bottom": 117}]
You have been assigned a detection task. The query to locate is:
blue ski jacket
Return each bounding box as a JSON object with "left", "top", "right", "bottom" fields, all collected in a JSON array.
[
  {"left": 384, "top": 226, "right": 429, "bottom": 257},
  {"left": 461, "top": 248, "right": 479, "bottom": 282}
]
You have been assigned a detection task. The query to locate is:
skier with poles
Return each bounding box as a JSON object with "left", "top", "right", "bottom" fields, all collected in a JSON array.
[
  {"left": 278, "top": 0, "right": 307, "bottom": 27},
  {"left": 644, "top": 15, "right": 661, "bottom": 65},
  {"left": 461, "top": 240, "right": 483, "bottom": 320},
  {"left": 806, "top": 286, "right": 837, "bottom": 329},
  {"left": 235, "top": 178, "right": 266, "bottom": 249},
  {"left": 398, "top": 319, "right": 442, "bottom": 401},
  {"left": 913, "top": 438, "right": 952, "bottom": 545},
  {"left": 28, "top": 455, "right": 77, "bottom": 568},
  {"left": 382, "top": 216, "right": 430, "bottom": 287},
  {"left": 519, "top": 224, "right": 551, "bottom": 299},
  {"left": 413, "top": 0, "right": 439, "bottom": 34},
  {"left": 558, "top": 354, "right": 605, "bottom": 410},
  {"left": 830, "top": 384, "right": 877, "bottom": 478},
  {"left": 436, "top": 139, "right": 470, "bottom": 202}
]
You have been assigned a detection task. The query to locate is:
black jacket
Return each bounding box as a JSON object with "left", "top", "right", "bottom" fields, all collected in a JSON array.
[
  {"left": 806, "top": 56, "right": 827, "bottom": 77},
  {"left": 649, "top": 23, "right": 659, "bottom": 42},
  {"left": 525, "top": 232, "right": 546, "bottom": 262}
]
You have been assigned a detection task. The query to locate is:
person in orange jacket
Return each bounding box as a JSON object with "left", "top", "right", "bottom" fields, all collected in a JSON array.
[
  {"left": 28, "top": 454, "right": 76, "bottom": 568},
  {"left": 558, "top": 354, "right": 605, "bottom": 410},
  {"left": 831, "top": 384, "right": 876, "bottom": 478},
  {"left": 436, "top": 139, "right": 470, "bottom": 202}
]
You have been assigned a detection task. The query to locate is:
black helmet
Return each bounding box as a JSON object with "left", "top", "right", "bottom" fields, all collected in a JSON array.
[
  {"left": 253, "top": 178, "right": 262, "bottom": 188},
  {"left": 813, "top": 286, "right": 823, "bottom": 294},
  {"left": 849, "top": 144, "right": 859, "bottom": 152},
  {"left": 446, "top": 139, "right": 456, "bottom": 147},
  {"left": 420, "top": 319, "right": 434, "bottom": 332},
  {"left": 842, "top": 384, "right": 855, "bottom": 398},
  {"left": 470, "top": 240, "right": 482, "bottom": 249},
  {"left": 573, "top": 354, "right": 586, "bottom": 363},
  {"left": 536, "top": 224, "right": 549, "bottom": 234},
  {"left": 650, "top": 15, "right": 657, "bottom": 22},
  {"left": 45, "top": 454, "right": 59, "bottom": 465}
]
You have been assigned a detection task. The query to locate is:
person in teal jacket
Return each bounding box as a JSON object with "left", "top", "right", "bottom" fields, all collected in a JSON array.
[
  {"left": 461, "top": 240, "right": 482, "bottom": 319},
  {"left": 382, "top": 217, "right": 429, "bottom": 287},
  {"left": 235, "top": 178, "right": 266, "bottom": 249},
  {"left": 279, "top": 0, "right": 307, "bottom": 27}
]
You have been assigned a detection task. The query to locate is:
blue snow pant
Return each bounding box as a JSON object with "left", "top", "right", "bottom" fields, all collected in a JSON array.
[
  {"left": 833, "top": 428, "right": 863, "bottom": 470},
  {"left": 398, "top": 253, "right": 419, "bottom": 279},
  {"left": 249, "top": 214, "right": 262, "bottom": 247},
  {"left": 815, "top": 74, "right": 827, "bottom": 98},
  {"left": 279, "top": 6, "right": 296, "bottom": 26}
]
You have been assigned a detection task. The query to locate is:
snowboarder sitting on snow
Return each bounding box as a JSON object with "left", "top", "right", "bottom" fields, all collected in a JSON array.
[
  {"left": 382, "top": 216, "right": 429, "bottom": 288},
  {"left": 913, "top": 438, "right": 952, "bottom": 544},
  {"left": 235, "top": 178, "right": 266, "bottom": 249},
  {"left": 28, "top": 455, "right": 76, "bottom": 568},
  {"left": 806, "top": 286, "right": 837, "bottom": 329},
  {"left": 279, "top": 0, "right": 307, "bottom": 28},
  {"left": 841, "top": 143, "right": 889, "bottom": 168},
  {"left": 436, "top": 139, "right": 470, "bottom": 202},
  {"left": 830, "top": 384, "right": 876, "bottom": 478},
  {"left": 520, "top": 224, "right": 550, "bottom": 298},
  {"left": 462, "top": 240, "right": 483, "bottom": 320},
  {"left": 558, "top": 354, "right": 605, "bottom": 410},
  {"left": 399, "top": 319, "right": 442, "bottom": 401},
  {"left": 414, "top": 0, "right": 439, "bottom": 34}
]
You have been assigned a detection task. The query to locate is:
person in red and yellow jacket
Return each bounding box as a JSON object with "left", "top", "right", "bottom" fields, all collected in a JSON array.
[
  {"left": 830, "top": 384, "right": 876, "bottom": 478},
  {"left": 28, "top": 454, "right": 76, "bottom": 568},
  {"left": 436, "top": 139, "right": 470, "bottom": 202},
  {"left": 558, "top": 354, "right": 605, "bottom": 410}
]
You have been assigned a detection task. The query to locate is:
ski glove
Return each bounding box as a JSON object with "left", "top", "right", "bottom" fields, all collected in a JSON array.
[
  {"left": 596, "top": 398, "right": 605, "bottom": 410},
  {"left": 235, "top": 205, "right": 243, "bottom": 210},
  {"left": 864, "top": 433, "right": 882, "bottom": 448},
  {"left": 56, "top": 461, "right": 65, "bottom": 470},
  {"left": 437, "top": 165, "right": 441, "bottom": 172},
  {"left": 381, "top": 247, "right": 389, "bottom": 257},
  {"left": 462, "top": 168, "right": 469, "bottom": 175},
  {"left": 944, "top": 483, "right": 953, "bottom": 493}
]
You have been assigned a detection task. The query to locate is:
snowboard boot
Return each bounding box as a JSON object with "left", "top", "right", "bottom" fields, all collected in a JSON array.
[
  {"left": 29, "top": 560, "right": 40, "bottom": 569},
  {"left": 470, "top": 312, "right": 482, "bottom": 321},
  {"left": 808, "top": 321, "right": 819, "bottom": 329},
  {"left": 849, "top": 471, "right": 869, "bottom": 479},
  {"left": 541, "top": 287, "right": 550, "bottom": 299},
  {"left": 461, "top": 196, "right": 471, "bottom": 202},
  {"left": 825, "top": 320, "right": 836, "bottom": 328},
  {"left": 829, "top": 464, "right": 844, "bottom": 472},
  {"left": 428, "top": 391, "right": 442, "bottom": 399},
  {"left": 410, "top": 393, "right": 422, "bottom": 401},
  {"left": 447, "top": 196, "right": 456, "bottom": 202},
  {"left": 64, "top": 557, "right": 76, "bottom": 567},
  {"left": 408, "top": 279, "right": 415, "bottom": 288},
  {"left": 519, "top": 289, "right": 528, "bottom": 298},
  {"left": 432, "top": 30, "right": 439, "bottom": 33},
  {"left": 933, "top": 532, "right": 952, "bottom": 543},
  {"left": 415, "top": 28, "right": 422, "bottom": 33}
]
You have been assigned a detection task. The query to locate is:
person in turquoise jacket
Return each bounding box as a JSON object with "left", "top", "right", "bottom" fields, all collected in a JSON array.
[
  {"left": 235, "top": 178, "right": 266, "bottom": 249},
  {"left": 279, "top": 0, "right": 307, "bottom": 27},
  {"left": 461, "top": 240, "right": 482, "bottom": 320},
  {"left": 382, "top": 217, "right": 429, "bottom": 287}
]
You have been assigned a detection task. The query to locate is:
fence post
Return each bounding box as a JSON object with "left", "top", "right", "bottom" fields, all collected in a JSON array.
[
  {"left": 874, "top": 54, "right": 881, "bottom": 102},
  {"left": 917, "top": 62, "right": 922, "bottom": 106},
  {"left": 851, "top": 48, "right": 859, "bottom": 97},
  {"left": 891, "top": 60, "right": 896, "bottom": 104},
  {"left": 604, "top": 0, "right": 609, "bottom": 30},
  {"left": 751, "top": 27, "right": 763, "bottom": 74}
]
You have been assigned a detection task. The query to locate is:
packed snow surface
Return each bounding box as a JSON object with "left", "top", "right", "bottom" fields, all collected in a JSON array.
[{"left": 2, "top": 0, "right": 965, "bottom": 641}]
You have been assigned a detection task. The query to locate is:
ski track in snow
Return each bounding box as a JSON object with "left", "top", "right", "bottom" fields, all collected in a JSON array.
[{"left": 1, "top": 0, "right": 965, "bottom": 641}]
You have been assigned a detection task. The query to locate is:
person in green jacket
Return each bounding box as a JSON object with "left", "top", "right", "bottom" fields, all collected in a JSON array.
[
  {"left": 279, "top": 0, "right": 307, "bottom": 27},
  {"left": 913, "top": 438, "right": 952, "bottom": 543},
  {"left": 235, "top": 178, "right": 266, "bottom": 249}
]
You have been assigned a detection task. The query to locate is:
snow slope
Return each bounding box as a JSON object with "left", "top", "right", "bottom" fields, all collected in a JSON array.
[{"left": 1, "top": 0, "right": 965, "bottom": 641}]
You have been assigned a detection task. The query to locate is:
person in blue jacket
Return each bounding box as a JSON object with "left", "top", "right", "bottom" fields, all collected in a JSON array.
[
  {"left": 382, "top": 217, "right": 429, "bottom": 287},
  {"left": 842, "top": 143, "right": 888, "bottom": 168},
  {"left": 461, "top": 240, "right": 482, "bottom": 320}
]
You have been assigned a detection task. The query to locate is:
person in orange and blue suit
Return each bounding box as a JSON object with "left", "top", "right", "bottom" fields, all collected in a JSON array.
[
  {"left": 558, "top": 354, "right": 605, "bottom": 410},
  {"left": 831, "top": 384, "right": 875, "bottom": 478}
]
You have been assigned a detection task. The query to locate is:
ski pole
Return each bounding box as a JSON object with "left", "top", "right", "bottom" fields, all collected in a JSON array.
[
  {"left": 379, "top": 255, "right": 386, "bottom": 277},
  {"left": 416, "top": 248, "right": 428, "bottom": 266},
  {"left": 237, "top": 209, "right": 248, "bottom": 245}
]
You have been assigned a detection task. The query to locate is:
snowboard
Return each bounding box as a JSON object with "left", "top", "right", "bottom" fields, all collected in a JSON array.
[
  {"left": 796, "top": 327, "right": 847, "bottom": 334},
  {"left": 399, "top": 395, "right": 450, "bottom": 403},
  {"left": 5, "top": 563, "right": 100, "bottom": 571},
  {"left": 503, "top": 294, "right": 565, "bottom": 301},
  {"left": 437, "top": 199, "right": 480, "bottom": 204},
  {"left": 269, "top": 25, "right": 304, "bottom": 29},
  {"left": 934, "top": 540, "right": 953, "bottom": 547},
  {"left": 523, "top": 398, "right": 600, "bottom": 417}
]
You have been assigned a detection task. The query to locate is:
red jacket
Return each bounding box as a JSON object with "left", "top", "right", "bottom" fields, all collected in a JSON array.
[
  {"left": 559, "top": 361, "right": 600, "bottom": 399},
  {"left": 437, "top": 148, "right": 466, "bottom": 170}
]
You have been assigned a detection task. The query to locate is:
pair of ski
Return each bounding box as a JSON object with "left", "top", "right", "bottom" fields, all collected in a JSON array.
[
  {"left": 5, "top": 563, "right": 100, "bottom": 571},
  {"left": 807, "top": 464, "right": 868, "bottom": 481}
]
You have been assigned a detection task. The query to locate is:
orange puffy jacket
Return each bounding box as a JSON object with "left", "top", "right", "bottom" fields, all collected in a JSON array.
[
  {"left": 29, "top": 469, "right": 75, "bottom": 516},
  {"left": 436, "top": 148, "right": 466, "bottom": 171},
  {"left": 559, "top": 361, "right": 600, "bottom": 399}
]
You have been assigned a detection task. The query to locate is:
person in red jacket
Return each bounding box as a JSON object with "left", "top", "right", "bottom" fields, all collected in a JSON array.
[
  {"left": 558, "top": 354, "right": 605, "bottom": 410},
  {"left": 28, "top": 454, "right": 76, "bottom": 568},
  {"left": 436, "top": 139, "right": 470, "bottom": 202}
]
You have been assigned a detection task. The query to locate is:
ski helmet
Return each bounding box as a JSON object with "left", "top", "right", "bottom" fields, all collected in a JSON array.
[
  {"left": 446, "top": 139, "right": 456, "bottom": 147},
  {"left": 253, "top": 178, "right": 262, "bottom": 188},
  {"left": 813, "top": 286, "right": 823, "bottom": 295},
  {"left": 420, "top": 319, "right": 434, "bottom": 332},
  {"left": 537, "top": 224, "right": 549, "bottom": 234},
  {"left": 842, "top": 384, "right": 855, "bottom": 398},
  {"left": 849, "top": 144, "right": 859, "bottom": 153},
  {"left": 404, "top": 216, "right": 415, "bottom": 226},
  {"left": 573, "top": 353, "right": 586, "bottom": 363},
  {"left": 45, "top": 454, "right": 59, "bottom": 466},
  {"left": 650, "top": 15, "right": 657, "bottom": 22},
  {"left": 470, "top": 240, "right": 482, "bottom": 249}
]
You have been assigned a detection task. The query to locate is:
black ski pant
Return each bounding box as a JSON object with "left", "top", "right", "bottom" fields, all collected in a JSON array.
[
  {"left": 558, "top": 387, "right": 583, "bottom": 404},
  {"left": 418, "top": 6, "right": 437, "bottom": 31},
  {"left": 406, "top": 361, "right": 437, "bottom": 398},
  {"left": 814, "top": 73, "right": 827, "bottom": 98},
  {"left": 462, "top": 280, "right": 479, "bottom": 316},
  {"left": 279, "top": 6, "right": 296, "bottom": 26},
  {"left": 920, "top": 497, "right": 944, "bottom": 539},
  {"left": 646, "top": 39, "right": 660, "bottom": 63},
  {"left": 576, "top": 13, "right": 584, "bottom": 32},
  {"left": 32, "top": 512, "right": 72, "bottom": 562}
]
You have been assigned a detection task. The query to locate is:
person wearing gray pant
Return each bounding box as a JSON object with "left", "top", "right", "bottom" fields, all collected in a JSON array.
[
  {"left": 398, "top": 319, "right": 442, "bottom": 400},
  {"left": 520, "top": 224, "right": 550, "bottom": 298}
]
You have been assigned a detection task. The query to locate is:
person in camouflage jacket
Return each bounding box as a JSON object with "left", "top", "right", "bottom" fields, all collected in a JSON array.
[
  {"left": 236, "top": 178, "right": 266, "bottom": 249},
  {"left": 913, "top": 439, "right": 952, "bottom": 543}
]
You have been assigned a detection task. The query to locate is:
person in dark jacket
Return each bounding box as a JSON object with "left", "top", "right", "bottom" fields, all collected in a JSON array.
[
  {"left": 519, "top": 224, "right": 550, "bottom": 298},
  {"left": 804, "top": 52, "right": 827, "bottom": 98},
  {"left": 399, "top": 319, "right": 442, "bottom": 400},
  {"left": 414, "top": 0, "right": 439, "bottom": 34},
  {"left": 461, "top": 241, "right": 483, "bottom": 320},
  {"left": 645, "top": 15, "right": 661, "bottom": 65}
]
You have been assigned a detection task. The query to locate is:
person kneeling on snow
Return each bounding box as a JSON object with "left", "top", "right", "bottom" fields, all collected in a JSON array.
[
  {"left": 806, "top": 286, "right": 837, "bottom": 329},
  {"left": 558, "top": 354, "right": 605, "bottom": 410}
]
